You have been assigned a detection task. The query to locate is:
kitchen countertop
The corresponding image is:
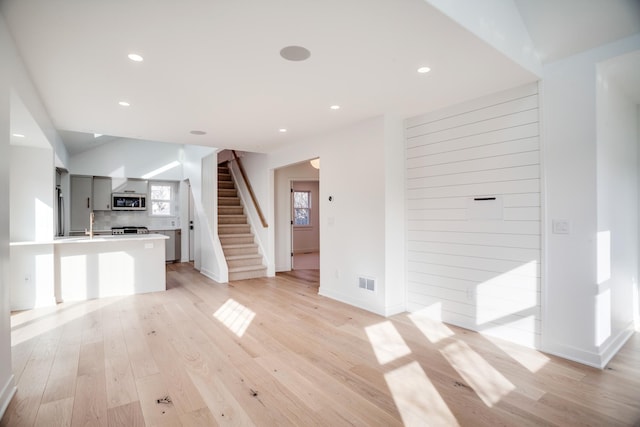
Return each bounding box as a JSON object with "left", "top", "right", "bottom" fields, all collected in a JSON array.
[{"left": 11, "top": 233, "right": 169, "bottom": 246}]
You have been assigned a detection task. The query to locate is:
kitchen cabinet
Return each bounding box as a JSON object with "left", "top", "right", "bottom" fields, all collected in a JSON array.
[
  {"left": 152, "top": 229, "right": 181, "bottom": 262},
  {"left": 93, "top": 177, "right": 112, "bottom": 211},
  {"left": 70, "top": 175, "right": 92, "bottom": 231}
]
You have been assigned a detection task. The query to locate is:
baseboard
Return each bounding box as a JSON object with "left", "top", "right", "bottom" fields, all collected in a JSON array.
[
  {"left": 200, "top": 267, "right": 225, "bottom": 284},
  {"left": 542, "top": 324, "right": 635, "bottom": 369},
  {"left": 318, "top": 287, "right": 385, "bottom": 317},
  {"left": 0, "top": 374, "right": 16, "bottom": 420},
  {"left": 599, "top": 324, "right": 634, "bottom": 368},
  {"left": 384, "top": 303, "right": 406, "bottom": 317},
  {"left": 541, "top": 341, "right": 604, "bottom": 369}
]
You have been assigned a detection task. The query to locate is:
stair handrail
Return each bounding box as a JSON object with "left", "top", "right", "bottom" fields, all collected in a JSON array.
[{"left": 231, "top": 150, "right": 268, "bottom": 228}]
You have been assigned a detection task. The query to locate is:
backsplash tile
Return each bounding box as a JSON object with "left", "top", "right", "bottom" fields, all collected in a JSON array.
[{"left": 93, "top": 211, "right": 180, "bottom": 230}]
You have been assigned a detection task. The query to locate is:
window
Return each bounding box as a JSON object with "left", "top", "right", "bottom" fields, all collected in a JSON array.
[
  {"left": 293, "top": 191, "right": 311, "bottom": 226},
  {"left": 150, "top": 183, "right": 172, "bottom": 216}
]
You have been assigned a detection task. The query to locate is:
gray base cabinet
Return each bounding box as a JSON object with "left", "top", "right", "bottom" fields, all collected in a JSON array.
[{"left": 152, "top": 229, "right": 182, "bottom": 262}]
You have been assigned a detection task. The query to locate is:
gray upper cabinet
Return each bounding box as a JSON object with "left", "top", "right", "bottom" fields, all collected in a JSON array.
[
  {"left": 70, "top": 175, "right": 92, "bottom": 231},
  {"left": 93, "top": 177, "right": 112, "bottom": 211}
]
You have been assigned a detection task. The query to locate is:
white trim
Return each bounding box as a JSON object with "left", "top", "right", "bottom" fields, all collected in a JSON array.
[
  {"left": 0, "top": 374, "right": 16, "bottom": 420},
  {"left": 598, "top": 325, "right": 634, "bottom": 368},
  {"left": 319, "top": 287, "right": 385, "bottom": 317},
  {"left": 200, "top": 267, "right": 223, "bottom": 284}
]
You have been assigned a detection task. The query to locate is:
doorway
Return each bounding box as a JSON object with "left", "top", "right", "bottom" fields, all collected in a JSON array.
[
  {"left": 291, "top": 180, "right": 320, "bottom": 270},
  {"left": 273, "top": 159, "right": 320, "bottom": 273}
]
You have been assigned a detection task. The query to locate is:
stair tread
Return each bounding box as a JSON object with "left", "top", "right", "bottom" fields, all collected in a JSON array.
[
  {"left": 226, "top": 254, "right": 262, "bottom": 260},
  {"left": 218, "top": 214, "right": 246, "bottom": 218},
  {"left": 222, "top": 243, "right": 258, "bottom": 248},
  {"left": 220, "top": 233, "right": 253, "bottom": 238},
  {"left": 229, "top": 265, "right": 267, "bottom": 273}
]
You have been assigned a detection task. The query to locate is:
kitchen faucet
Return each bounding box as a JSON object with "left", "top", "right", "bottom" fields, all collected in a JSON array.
[{"left": 85, "top": 211, "right": 95, "bottom": 239}]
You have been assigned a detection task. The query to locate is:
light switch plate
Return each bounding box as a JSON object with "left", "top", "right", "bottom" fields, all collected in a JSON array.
[{"left": 552, "top": 219, "right": 571, "bottom": 234}]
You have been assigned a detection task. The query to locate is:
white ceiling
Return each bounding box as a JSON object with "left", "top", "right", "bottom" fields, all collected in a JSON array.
[
  {"left": 515, "top": 0, "right": 640, "bottom": 63},
  {"left": 1, "top": 0, "right": 639, "bottom": 155}
]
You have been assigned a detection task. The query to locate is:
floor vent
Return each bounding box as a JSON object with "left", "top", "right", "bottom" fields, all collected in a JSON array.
[{"left": 358, "top": 277, "right": 375, "bottom": 291}]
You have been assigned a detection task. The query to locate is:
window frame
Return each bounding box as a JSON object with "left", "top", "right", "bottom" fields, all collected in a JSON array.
[
  {"left": 149, "top": 181, "right": 176, "bottom": 217},
  {"left": 292, "top": 190, "right": 312, "bottom": 227}
]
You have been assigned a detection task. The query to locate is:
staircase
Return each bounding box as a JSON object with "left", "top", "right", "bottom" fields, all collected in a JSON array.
[{"left": 218, "top": 163, "right": 267, "bottom": 281}]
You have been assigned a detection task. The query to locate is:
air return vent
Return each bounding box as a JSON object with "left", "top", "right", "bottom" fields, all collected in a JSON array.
[{"left": 358, "top": 276, "right": 375, "bottom": 291}]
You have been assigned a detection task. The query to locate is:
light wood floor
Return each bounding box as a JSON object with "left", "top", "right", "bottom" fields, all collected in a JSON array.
[{"left": 2, "top": 263, "right": 639, "bottom": 426}]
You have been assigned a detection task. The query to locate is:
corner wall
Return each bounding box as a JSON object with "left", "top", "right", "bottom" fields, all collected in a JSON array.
[
  {"left": 595, "top": 53, "right": 639, "bottom": 357},
  {"left": 542, "top": 34, "right": 640, "bottom": 367}
]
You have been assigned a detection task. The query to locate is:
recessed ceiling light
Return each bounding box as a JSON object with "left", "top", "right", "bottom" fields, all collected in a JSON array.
[
  {"left": 417, "top": 66, "right": 431, "bottom": 74},
  {"left": 280, "top": 46, "right": 311, "bottom": 62},
  {"left": 12, "top": 133, "right": 25, "bottom": 138},
  {"left": 190, "top": 130, "right": 206, "bottom": 135},
  {"left": 279, "top": 128, "right": 288, "bottom": 133},
  {"left": 128, "top": 53, "right": 144, "bottom": 62},
  {"left": 330, "top": 105, "right": 340, "bottom": 110},
  {"left": 118, "top": 101, "right": 130, "bottom": 107}
]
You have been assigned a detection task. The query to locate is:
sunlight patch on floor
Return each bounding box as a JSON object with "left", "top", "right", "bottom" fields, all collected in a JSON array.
[
  {"left": 11, "top": 298, "right": 119, "bottom": 346},
  {"left": 213, "top": 298, "right": 256, "bottom": 337},
  {"left": 384, "top": 361, "right": 460, "bottom": 426},
  {"left": 440, "top": 340, "right": 515, "bottom": 407},
  {"left": 365, "top": 321, "right": 412, "bottom": 365},
  {"left": 480, "top": 334, "right": 550, "bottom": 373},
  {"left": 408, "top": 312, "right": 455, "bottom": 344}
]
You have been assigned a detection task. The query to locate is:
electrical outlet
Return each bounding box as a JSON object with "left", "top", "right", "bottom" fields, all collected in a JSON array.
[{"left": 552, "top": 219, "right": 571, "bottom": 234}]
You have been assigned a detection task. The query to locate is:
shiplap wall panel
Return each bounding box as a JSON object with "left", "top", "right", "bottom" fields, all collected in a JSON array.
[
  {"left": 407, "top": 123, "right": 539, "bottom": 154},
  {"left": 407, "top": 138, "right": 539, "bottom": 171},
  {"left": 408, "top": 230, "right": 541, "bottom": 249},
  {"left": 405, "top": 83, "right": 539, "bottom": 128},
  {"left": 406, "top": 95, "right": 538, "bottom": 137},
  {"left": 407, "top": 193, "right": 539, "bottom": 209},
  {"left": 405, "top": 82, "right": 541, "bottom": 347}
]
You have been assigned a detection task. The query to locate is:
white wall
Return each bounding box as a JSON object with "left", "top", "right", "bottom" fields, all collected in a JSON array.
[
  {"left": 405, "top": 83, "right": 542, "bottom": 347},
  {"left": 182, "top": 146, "right": 228, "bottom": 282},
  {"left": 274, "top": 162, "right": 319, "bottom": 271},
  {"left": 10, "top": 146, "right": 54, "bottom": 242},
  {"left": 69, "top": 137, "right": 183, "bottom": 181},
  {"left": 0, "top": 31, "right": 13, "bottom": 420},
  {"left": 0, "top": 13, "right": 69, "bottom": 416},
  {"left": 542, "top": 34, "right": 640, "bottom": 367},
  {"left": 596, "top": 59, "right": 638, "bottom": 350},
  {"left": 265, "top": 116, "right": 405, "bottom": 316}
]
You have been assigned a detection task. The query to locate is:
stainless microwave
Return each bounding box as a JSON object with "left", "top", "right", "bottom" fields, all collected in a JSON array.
[{"left": 112, "top": 193, "right": 146, "bottom": 211}]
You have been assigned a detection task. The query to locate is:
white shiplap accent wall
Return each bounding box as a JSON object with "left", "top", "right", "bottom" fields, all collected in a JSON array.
[{"left": 405, "top": 83, "right": 541, "bottom": 347}]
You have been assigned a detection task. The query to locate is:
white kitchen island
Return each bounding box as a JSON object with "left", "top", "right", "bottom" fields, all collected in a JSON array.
[{"left": 10, "top": 233, "right": 169, "bottom": 309}]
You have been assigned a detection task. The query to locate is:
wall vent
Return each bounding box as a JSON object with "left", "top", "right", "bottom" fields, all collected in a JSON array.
[{"left": 358, "top": 276, "right": 375, "bottom": 291}]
